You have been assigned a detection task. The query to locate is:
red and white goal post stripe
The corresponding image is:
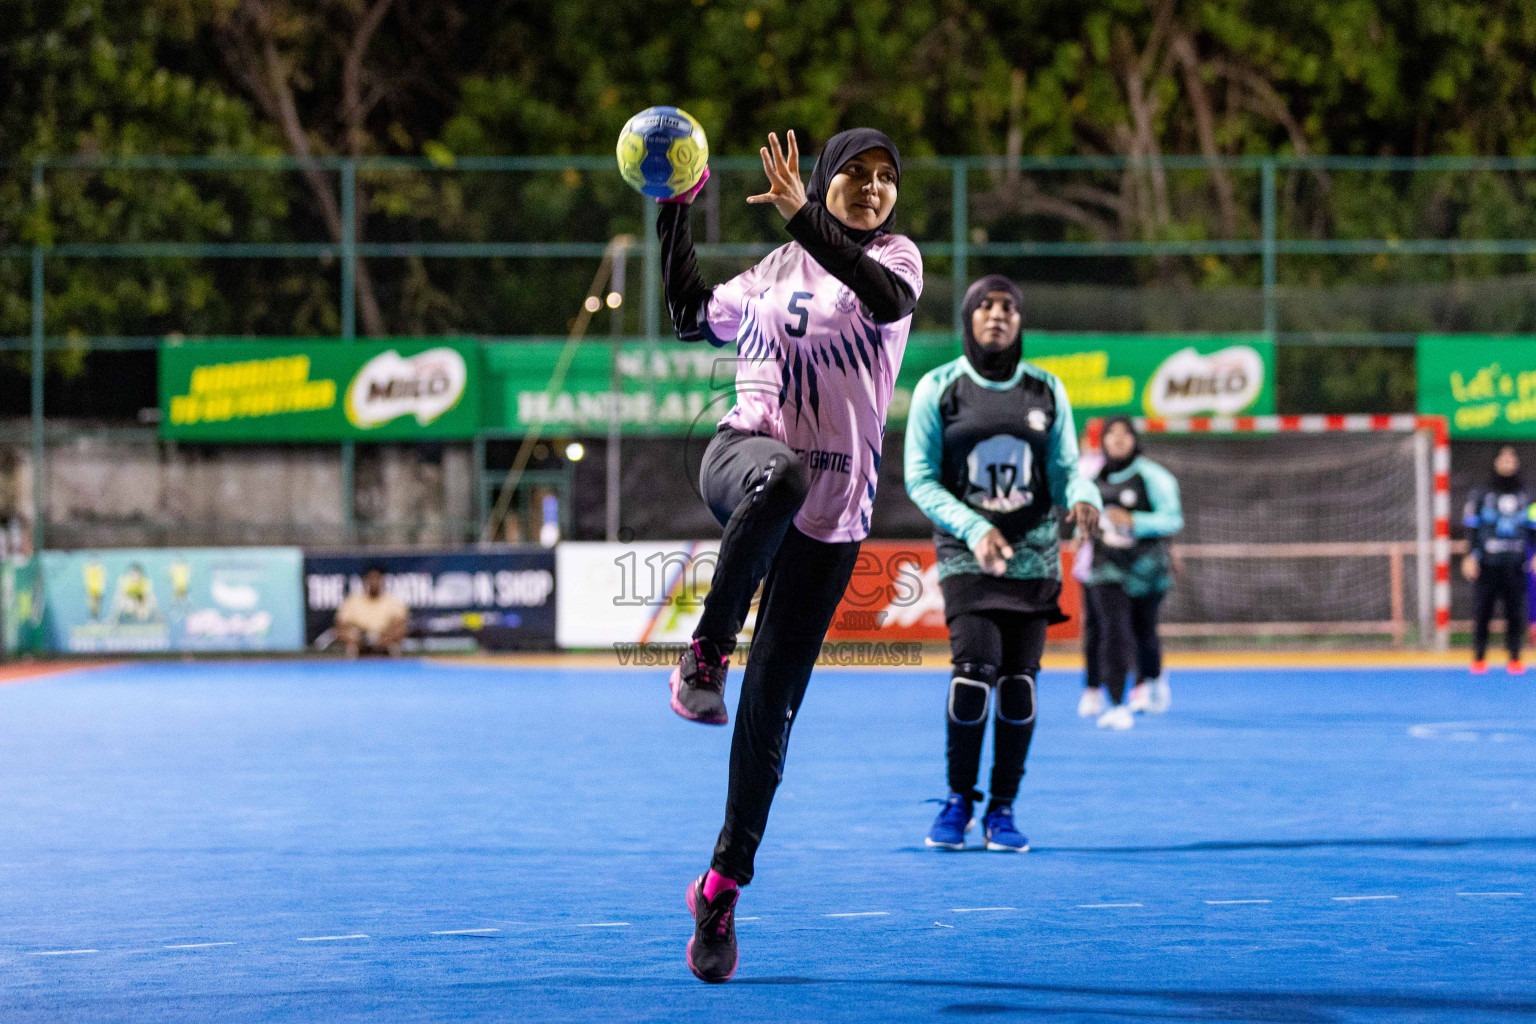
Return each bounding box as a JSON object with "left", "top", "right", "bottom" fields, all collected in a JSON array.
[{"left": 1083, "top": 414, "right": 1451, "bottom": 651}]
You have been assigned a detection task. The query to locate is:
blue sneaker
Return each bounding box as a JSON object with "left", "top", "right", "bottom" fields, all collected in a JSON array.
[
  {"left": 924, "top": 793, "right": 974, "bottom": 850},
  {"left": 982, "top": 805, "right": 1029, "bottom": 852}
]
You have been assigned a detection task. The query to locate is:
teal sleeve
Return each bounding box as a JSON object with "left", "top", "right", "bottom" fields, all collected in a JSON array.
[
  {"left": 1132, "top": 460, "right": 1184, "bottom": 538},
  {"left": 1046, "top": 375, "right": 1102, "bottom": 511},
  {"left": 903, "top": 368, "right": 993, "bottom": 549}
]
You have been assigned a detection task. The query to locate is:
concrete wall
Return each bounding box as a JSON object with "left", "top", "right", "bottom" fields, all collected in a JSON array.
[{"left": 0, "top": 421, "right": 475, "bottom": 551}]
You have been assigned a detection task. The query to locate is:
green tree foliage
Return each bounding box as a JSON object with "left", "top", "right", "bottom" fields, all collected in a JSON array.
[
  {"left": 10, "top": 0, "right": 1536, "bottom": 408},
  {"left": 0, "top": 0, "right": 291, "bottom": 367}
]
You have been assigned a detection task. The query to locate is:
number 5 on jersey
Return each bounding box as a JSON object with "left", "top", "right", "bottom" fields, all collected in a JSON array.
[{"left": 785, "top": 291, "right": 813, "bottom": 337}]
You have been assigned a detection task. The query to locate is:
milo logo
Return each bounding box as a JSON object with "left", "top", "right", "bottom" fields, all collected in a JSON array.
[
  {"left": 1144, "top": 345, "right": 1265, "bottom": 416},
  {"left": 345, "top": 347, "right": 468, "bottom": 429}
]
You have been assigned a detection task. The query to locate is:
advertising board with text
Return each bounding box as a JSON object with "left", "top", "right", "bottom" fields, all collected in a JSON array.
[
  {"left": 485, "top": 334, "right": 1272, "bottom": 436},
  {"left": 37, "top": 547, "right": 305, "bottom": 653},
  {"left": 1417, "top": 336, "right": 1536, "bottom": 438},
  {"left": 554, "top": 540, "right": 1079, "bottom": 651},
  {"left": 304, "top": 549, "right": 556, "bottom": 651},
  {"left": 160, "top": 339, "right": 481, "bottom": 441}
]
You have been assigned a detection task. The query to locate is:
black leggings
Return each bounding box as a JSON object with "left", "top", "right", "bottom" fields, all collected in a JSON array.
[
  {"left": 1473, "top": 559, "right": 1529, "bottom": 661},
  {"left": 1087, "top": 585, "right": 1165, "bottom": 704},
  {"left": 945, "top": 610, "right": 1047, "bottom": 809},
  {"left": 696, "top": 428, "right": 861, "bottom": 885}
]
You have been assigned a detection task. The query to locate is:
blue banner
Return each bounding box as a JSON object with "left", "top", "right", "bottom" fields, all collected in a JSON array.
[
  {"left": 38, "top": 548, "right": 305, "bottom": 653},
  {"left": 303, "top": 549, "right": 556, "bottom": 652}
]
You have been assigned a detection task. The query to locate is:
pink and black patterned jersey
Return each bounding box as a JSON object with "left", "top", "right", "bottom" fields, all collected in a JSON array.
[{"left": 702, "top": 234, "right": 922, "bottom": 543}]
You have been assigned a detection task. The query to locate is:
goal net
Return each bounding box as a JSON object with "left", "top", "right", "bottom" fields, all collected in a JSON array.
[{"left": 1084, "top": 415, "right": 1450, "bottom": 650}]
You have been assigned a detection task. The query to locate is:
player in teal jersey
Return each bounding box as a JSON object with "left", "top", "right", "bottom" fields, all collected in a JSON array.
[
  {"left": 904, "top": 275, "right": 1100, "bottom": 851},
  {"left": 1084, "top": 417, "right": 1183, "bottom": 730}
]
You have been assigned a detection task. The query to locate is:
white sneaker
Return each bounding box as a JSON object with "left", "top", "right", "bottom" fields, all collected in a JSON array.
[
  {"left": 1126, "top": 683, "right": 1152, "bottom": 713},
  {"left": 1145, "top": 677, "right": 1171, "bottom": 714},
  {"left": 1096, "top": 704, "right": 1134, "bottom": 730},
  {"left": 1077, "top": 687, "right": 1105, "bottom": 718}
]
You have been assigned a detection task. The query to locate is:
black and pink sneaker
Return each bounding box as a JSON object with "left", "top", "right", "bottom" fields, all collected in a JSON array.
[
  {"left": 685, "top": 875, "right": 738, "bottom": 983},
  {"left": 669, "top": 638, "right": 729, "bottom": 725}
]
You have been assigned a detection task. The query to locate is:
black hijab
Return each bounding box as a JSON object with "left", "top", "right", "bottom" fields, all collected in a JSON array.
[
  {"left": 804, "top": 128, "right": 902, "bottom": 248},
  {"left": 961, "top": 274, "right": 1024, "bottom": 383},
  {"left": 1099, "top": 415, "right": 1141, "bottom": 477},
  {"left": 1492, "top": 446, "right": 1524, "bottom": 494}
]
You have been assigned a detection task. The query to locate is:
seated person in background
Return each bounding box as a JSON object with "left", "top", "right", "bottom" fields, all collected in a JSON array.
[{"left": 335, "top": 567, "right": 409, "bottom": 657}]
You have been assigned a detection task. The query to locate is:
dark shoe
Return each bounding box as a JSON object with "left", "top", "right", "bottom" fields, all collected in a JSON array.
[
  {"left": 669, "top": 638, "right": 729, "bottom": 725},
  {"left": 685, "top": 875, "right": 738, "bottom": 983}
]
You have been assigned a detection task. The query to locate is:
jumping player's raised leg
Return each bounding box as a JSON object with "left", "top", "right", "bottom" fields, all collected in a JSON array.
[{"left": 670, "top": 428, "right": 810, "bottom": 725}]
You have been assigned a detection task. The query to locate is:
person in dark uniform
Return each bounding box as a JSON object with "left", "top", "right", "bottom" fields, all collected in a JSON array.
[
  {"left": 1462, "top": 445, "right": 1536, "bottom": 674},
  {"left": 1084, "top": 417, "right": 1183, "bottom": 729},
  {"left": 904, "top": 275, "right": 1101, "bottom": 852}
]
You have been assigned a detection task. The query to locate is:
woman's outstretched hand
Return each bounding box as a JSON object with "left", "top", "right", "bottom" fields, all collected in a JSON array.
[{"left": 747, "top": 130, "right": 807, "bottom": 221}]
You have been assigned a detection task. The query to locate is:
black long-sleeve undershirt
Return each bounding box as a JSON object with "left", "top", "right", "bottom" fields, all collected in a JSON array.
[
  {"left": 784, "top": 202, "right": 917, "bottom": 324},
  {"left": 657, "top": 200, "right": 917, "bottom": 343},
  {"left": 657, "top": 201, "right": 713, "bottom": 343}
]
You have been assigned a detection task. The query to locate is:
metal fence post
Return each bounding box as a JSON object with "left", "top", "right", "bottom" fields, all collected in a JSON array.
[
  {"left": 643, "top": 200, "right": 659, "bottom": 342},
  {"left": 340, "top": 159, "right": 357, "bottom": 544},
  {"left": 952, "top": 159, "right": 968, "bottom": 337},
  {"left": 1261, "top": 158, "right": 1277, "bottom": 336},
  {"left": 30, "top": 248, "right": 45, "bottom": 556},
  {"left": 30, "top": 159, "right": 45, "bottom": 555},
  {"left": 607, "top": 243, "right": 627, "bottom": 542}
]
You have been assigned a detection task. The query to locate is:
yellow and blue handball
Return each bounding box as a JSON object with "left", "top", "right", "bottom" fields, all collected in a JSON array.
[{"left": 616, "top": 106, "right": 709, "bottom": 199}]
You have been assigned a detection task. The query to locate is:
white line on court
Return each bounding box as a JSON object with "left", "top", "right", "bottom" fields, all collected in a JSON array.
[
  {"left": 430, "top": 929, "right": 500, "bottom": 935},
  {"left": 31, "top": 950, "right": 98, "bottom": 956},
  {"left": 1331, "top": 895, "right": 1398, "bottom": 902},
  {"left": 162, "top": 942, "right": 236, "bottom": 949},
  {"left": 950, "top": 907, "right": 1016, "bottom": 913},
  {"left": 823, "top": 911, "right": 889, "bottom": 918},
  {"left": 297, "top": 934, "right": 370, "bottom": 941},
  {"left": 1075, "top": 903, "right": 1143, "bottom": 909},
  {"left": 1457, "top": 892, "right": 1524, "bottom": 897},
  {"left": 1204, "top": 899, "right": 1272, "bottom": 905},
  {"left": 575, "top": 922, "right": 629, "bottom": 928}
]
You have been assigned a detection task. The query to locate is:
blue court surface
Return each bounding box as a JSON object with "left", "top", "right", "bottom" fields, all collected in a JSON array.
[{"left": 0, "top": 660, "right": 1533, "bottom": 1023}]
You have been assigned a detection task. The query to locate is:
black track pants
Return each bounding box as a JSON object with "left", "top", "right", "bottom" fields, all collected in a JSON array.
[
  {"left": 695, "top": 428, "right": 812, "bottom": 645},
  {"left": 1087, "top": 584, "right": 1135, "bottom": 704},
  {"left": 1473, "top": 559, "right": 1529, "bottom": 662},
  {"left": 1130, "top": 590, "right": 1165, "bottom": 682},
  {"left": 1083, "top": 589, "right": 1163, "bottom": 689},
  {"left": 697, "top": 429, "right": 861, "bottom": 884},
  {"left": 1081, "top": 596, "right": 1100, "bottom": 691},
  {"left": 945, "top": 610, "right": 1048, "bottom": 808}
]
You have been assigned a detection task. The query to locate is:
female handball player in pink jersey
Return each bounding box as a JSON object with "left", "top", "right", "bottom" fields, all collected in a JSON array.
[{"left": 655, "top": 127, "right": 920, "bottom": 982}]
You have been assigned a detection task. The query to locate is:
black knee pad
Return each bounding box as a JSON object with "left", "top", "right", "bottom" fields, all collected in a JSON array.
[
  {"left": 948, "top": 662, "right": 997, "bottom": 726},
  {"left": 996, "top": 673, "right": 1036, "bottom": 725}
]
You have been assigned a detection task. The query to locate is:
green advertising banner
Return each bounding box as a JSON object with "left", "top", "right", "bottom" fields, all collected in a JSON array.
[
  {"left": 159, "top": 340, "right": 481, "bottom": 441},
  {"left": 483, "top": 333, "right": 1272, "bottom": 435},
  {"left": 482, "top": 342, "right": 732, "bottom": 437},
  {"left": 1022, "top": 334, "right": 1275, "bottom": 418},
  {"left": 1417, "top": 336, "right": 1536, "bottom": 438}
]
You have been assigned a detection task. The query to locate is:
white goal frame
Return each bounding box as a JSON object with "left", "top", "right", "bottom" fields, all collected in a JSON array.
[{"left": 1084, "top": 414, "right": 1451, "bottom": 651}]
